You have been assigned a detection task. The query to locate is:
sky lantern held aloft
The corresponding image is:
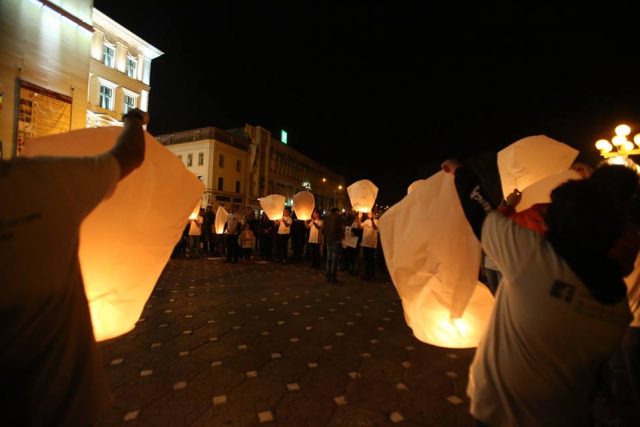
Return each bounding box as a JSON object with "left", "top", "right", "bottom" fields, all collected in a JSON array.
[
  {"left": 379, "top": 171, "right": 494, "bottom": 349},
  {"left": 214, "top": 206, "right": 229, "bottom": 234},
  {"left": 22, "top": 127, "right": 204, "bottom": 341},
  {"left": 347, "top": 179, "right": 378, "bottom": 213},
  {"left": 292, "top": 191, "right": 315, "bottom": 220},
  {"left": 497, "top": 135, "right": 578, "bottom": 199},
  {"left": 189, "top": 200, "right": 202, "bottom": 220},
  {"left": 260, "top": 194, "right": 286, "bottom": 220}
]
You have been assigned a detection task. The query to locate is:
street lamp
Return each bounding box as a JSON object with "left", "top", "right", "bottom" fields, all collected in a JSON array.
[{"left": 595, "top": 124, "right": 640, "bottom": 167}]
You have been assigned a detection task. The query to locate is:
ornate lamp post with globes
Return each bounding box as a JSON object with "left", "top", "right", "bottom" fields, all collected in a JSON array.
[{"left": 595, "top": 124, "right": 640, "bottom": 171}]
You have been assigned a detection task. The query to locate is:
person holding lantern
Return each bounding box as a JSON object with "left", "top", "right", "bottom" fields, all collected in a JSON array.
[
  {"left": 0, "top": 109, "right": 148, "bottom": 425},
  {"left": 306, "top": 208, "right": 324, "bottom": 269},
  {"left": 275, "top": 208, "right": 293, "bottom": 263},
  {"left": 355, "top": 208, "right": 380, "bottom": 281},
  {"left": 443, "top": 159, "right": 638, "bottom": 427}
]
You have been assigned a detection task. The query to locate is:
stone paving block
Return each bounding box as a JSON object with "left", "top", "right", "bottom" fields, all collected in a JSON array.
[
  {"left": 328, "top": 403, "right": 388, "bottom": 426},
  {"left": 274, "top": 391, "right": 334, "bottom": 426}
]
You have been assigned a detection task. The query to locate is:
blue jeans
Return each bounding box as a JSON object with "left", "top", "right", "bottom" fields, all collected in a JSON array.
[{"left": 325, "top": 241, "right": 341, "bottom": 281}]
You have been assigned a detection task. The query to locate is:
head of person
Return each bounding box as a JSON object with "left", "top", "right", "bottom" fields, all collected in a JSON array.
[
  {"left": 330, "top": 207, "right": 339, "bottom": 215},
  {"left": 283, "top": 208, "right": 291, "bottom": 217},
  {"left": 312, "top": 208, "right": 320, "bottom": 219},
  {"left": 591, "top": 164, "right": 639, "bottom": 204},
  {"left": 545, "top": 179, "right": 625, "bottom": 259}
]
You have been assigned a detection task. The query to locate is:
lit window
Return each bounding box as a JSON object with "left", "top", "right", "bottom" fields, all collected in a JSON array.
[
  {"left": 102, "top": 45, "right": 115, "bottom": 67},
  {"left": 219, "top": 154, "right": 225, "bottom": 168},
  {"left": 198, "top": 152, "right": 204, "bottom": 166},
  {"left": 123, "top": 95, "right": 136, "bottom": 114},
  {"left": 235, "top": 180, "right": 240, "bottom": 193},
  {"left": 187, "top": 154, "right": 193, "bottom": 167},
  {"left": 218, "top": 177, "right": 224, "bottom": 190},
  {"left": 99, "top": 85, "right": 113, "bottom": 110},
  {"left": 126, "top": 57, "right": 137, "bottom": 78},
  {"left": 236, "top": 159, "right": 241, "bottom": 172}
]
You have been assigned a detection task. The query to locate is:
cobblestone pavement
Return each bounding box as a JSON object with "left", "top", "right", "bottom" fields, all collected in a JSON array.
[{"left": 96, "top": 257, "right": 476, "bottom": 426}]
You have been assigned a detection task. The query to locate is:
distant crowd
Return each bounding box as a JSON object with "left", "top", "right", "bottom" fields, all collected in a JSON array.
[{"left": 176, "top": 205, "right": 387, "bottom": 283}]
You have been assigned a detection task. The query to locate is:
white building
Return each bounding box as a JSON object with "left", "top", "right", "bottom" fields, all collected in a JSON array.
[{"left": 87, "top": 9, "right": 163, "bottom": 127}]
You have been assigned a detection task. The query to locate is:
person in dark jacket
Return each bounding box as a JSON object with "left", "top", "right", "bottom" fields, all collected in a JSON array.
[{"left": 323, "top": 207, "right": 345, "bottom": 283}]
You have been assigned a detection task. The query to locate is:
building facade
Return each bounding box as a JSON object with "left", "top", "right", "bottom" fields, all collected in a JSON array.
[
  {"left": 158, "top": 125, "right": 347, "bottom": 212},
  {"left": 0, "top": 0, "right": 94, "bottom": 158},
  {"left": 87, "top": 9, "right": 162, "bottom": 128},
  {"left": 0, "top": 1, "right": 162, "bottom": 159}
]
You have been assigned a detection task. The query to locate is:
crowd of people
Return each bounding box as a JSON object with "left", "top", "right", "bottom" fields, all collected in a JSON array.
[{"left": 177, "top": 204, "right": 386, "bottom": 283}]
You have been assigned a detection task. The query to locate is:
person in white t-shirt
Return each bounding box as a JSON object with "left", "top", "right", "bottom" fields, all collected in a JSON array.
[
  {"left": 355, "top": 209, "right": 379, "bottom": 281},
  {"left": 187, "top": 209, "right": 204, "bottom": 259},
  {"left": 0, "top": 109, "right": 147, "bottom": 426},
  {"left": 306, "top": 209, "right": 324, "bottom": 269},
  {"left": 444, "top": 161, "right": 639, "bottom": 427},
  {"left": 275, "top": 208, "right": 292, "bottom": 263}
]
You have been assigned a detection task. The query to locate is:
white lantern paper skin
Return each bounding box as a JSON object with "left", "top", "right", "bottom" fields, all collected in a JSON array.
[
  {"left": 347, "top": 179, "right": 378, "bottom": 213},
  {"left": 292, "top": 191, "right": 315, "bottom": 220},
  {"left": 497, "top": 135, "right": 578, "bottom": 199},
  {"left": 23, "top": 127, "right": 204, "bottom": 342},
  {"left": 379, "top": 171, "right": 494, "bottom": 349},
  {"left": 260, "top": 194, "right": 286, "bottom": 220},
  {"left": 214, "top": 206, "right": 229, "bottom": 234},
  {"left": 516, "top": 169, "right": 582, "bottom": 212},
  {"left": 189, "top": 200, "right": 202, "bottom": 220}
]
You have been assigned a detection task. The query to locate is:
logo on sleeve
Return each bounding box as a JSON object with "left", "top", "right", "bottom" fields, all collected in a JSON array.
[{"left": 550, "top": 281, "right": 576, "bottom": 303}]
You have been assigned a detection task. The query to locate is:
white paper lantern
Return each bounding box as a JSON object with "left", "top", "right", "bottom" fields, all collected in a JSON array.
[
  {"left": 214, "top": 206, "right": 229, "bottom": 234},
  {"left": 347, "top": 179, "right": 378, "bottom": 213},
  {"left": 189, "top": 200, "right": 202, "bottom": 220},
  {"left": 517, "top": 169, "right": 582, "bottom": 212},
  {"left": 497, "top": 135, "right": 578, "bottom": 199},
  {"left": 407, "top": 179, "right": 425, "bottom": 195},
  {"left": 260, "top": 194, "right": 286, "bottom": 220},
  {"left": 379, "top": 171, "right": 494, "bottom": 349},
  {"left": 23, "top": 127, "right": 204, "bottom": 341},
  {"left": 293, "top": 191, "right": 315, "bottom": 220}
]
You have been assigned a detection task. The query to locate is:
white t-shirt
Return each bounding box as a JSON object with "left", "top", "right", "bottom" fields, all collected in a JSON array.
[
  {"left": 624, "top": 254, "right": 640, "bottom": 328},
  {"left": 225, "top": 212, "right": 240, "bottom": 235},
  {"left": 360, "top": 218, "right": 379, "bottom": 248},
  {"left": 0, "top": 154, "right": 120, "bottom": 425},
  {"left": 277, "top": 216, "right": 292, "bottom": 234},
  {"left": 307, "top": 219, "right": 323, "bottom": 244},
  {"left": 468, "top": 212, "right": 632, "bottom": 427}
]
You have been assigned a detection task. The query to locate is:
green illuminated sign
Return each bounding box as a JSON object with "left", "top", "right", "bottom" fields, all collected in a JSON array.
[{"left": 281, "top": 130, "right": 288, "bottom": 144}]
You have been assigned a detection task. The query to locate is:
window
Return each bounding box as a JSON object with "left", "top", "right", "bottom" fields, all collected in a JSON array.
[
  {"left": 123, "top": 95, "right": 136, "bottom": 114},
  {"left": 218, "top": 177, "right": 224, "bottom": 191},
  {"left": 236, "top": 159, "right": 241, "bottom": 172},
  {"left": 187, "top": 153, "right": 193, "bottom": 167},
  {"left": 235, "top": 180, "right": 241, "bottom": 193},
  {"left": 102, "top": 44, "right": 115, "bottom": 67},
  {"left": 126, "top": 57, "right": 137, "bottom": 78},
  {"left": 99, "top": 85, "right": 113, "bottom": 110},
  {"left": 219, "top": 154, "right": 225, "bottom": 168},
  {"left": 198, "top": 152, "right": 204, "bottom": 166}
]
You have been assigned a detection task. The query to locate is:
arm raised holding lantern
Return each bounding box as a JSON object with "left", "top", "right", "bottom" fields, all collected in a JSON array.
[{"left": 110, "top": 108, "right": 148, "bottom": 180}]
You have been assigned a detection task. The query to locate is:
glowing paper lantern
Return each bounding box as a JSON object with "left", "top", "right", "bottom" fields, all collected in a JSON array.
[
  {"left": 379, "top": 171, "right": 494, "bottom": 348},
  {"left": 23, "top": 127, "right": 204, "bottom": 341},
  {"left": 260, "top": 194, "right": 286, "bottom": 220},
  {"left": 189, "top": 200, "right": 202, "bottom": 220},
  {"left": 497, "top": 135, "right": 578, "bottom": 199},
  {"left": 516, "top": 169, "right": 582, "bottom": 212},
  {"left": 214, "top": 206, "right": 229, "bottom": 234},
  {"left": 407, "top": 179, "right": 426, "bottom": 195},
  {"left": 292, "top": 191, "right": 315, "bottom": 220},
  {"left": 347, "top": 179, "right": 378, "bottom": 213}
]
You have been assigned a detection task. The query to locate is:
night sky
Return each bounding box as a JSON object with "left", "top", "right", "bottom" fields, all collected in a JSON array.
[{"left": 94, "top": 1, "right": 640, "bottom": 204}]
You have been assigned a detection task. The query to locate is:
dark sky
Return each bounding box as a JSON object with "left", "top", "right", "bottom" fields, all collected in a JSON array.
[{"left": 94, "top": 1, "right": 640, "bottom": 204}]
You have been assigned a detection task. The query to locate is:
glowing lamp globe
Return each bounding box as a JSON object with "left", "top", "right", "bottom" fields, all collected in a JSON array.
[
  {"left": 215, "top": 206, "right": 229, "bottom": 234},
  {"left": 293, "top": 191, "right": 315, "bottom": 220},
  {"left": 22, "top": 127, "right": 204, "bottom": 341},
  {"left": 378, "top": 172, "right": 494, "bottom": 349},
  {"left": 260, "top": 194, "right": 286, "bottom": 220},
  {"left": 347, "top": 179, "right": 378, "bottom": 213},
  {"left": 616, "top": 124, "right": 631, "bottom": 136},
  {"left": 595, "top": 139, "right": 613, "bottom": 152}
]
